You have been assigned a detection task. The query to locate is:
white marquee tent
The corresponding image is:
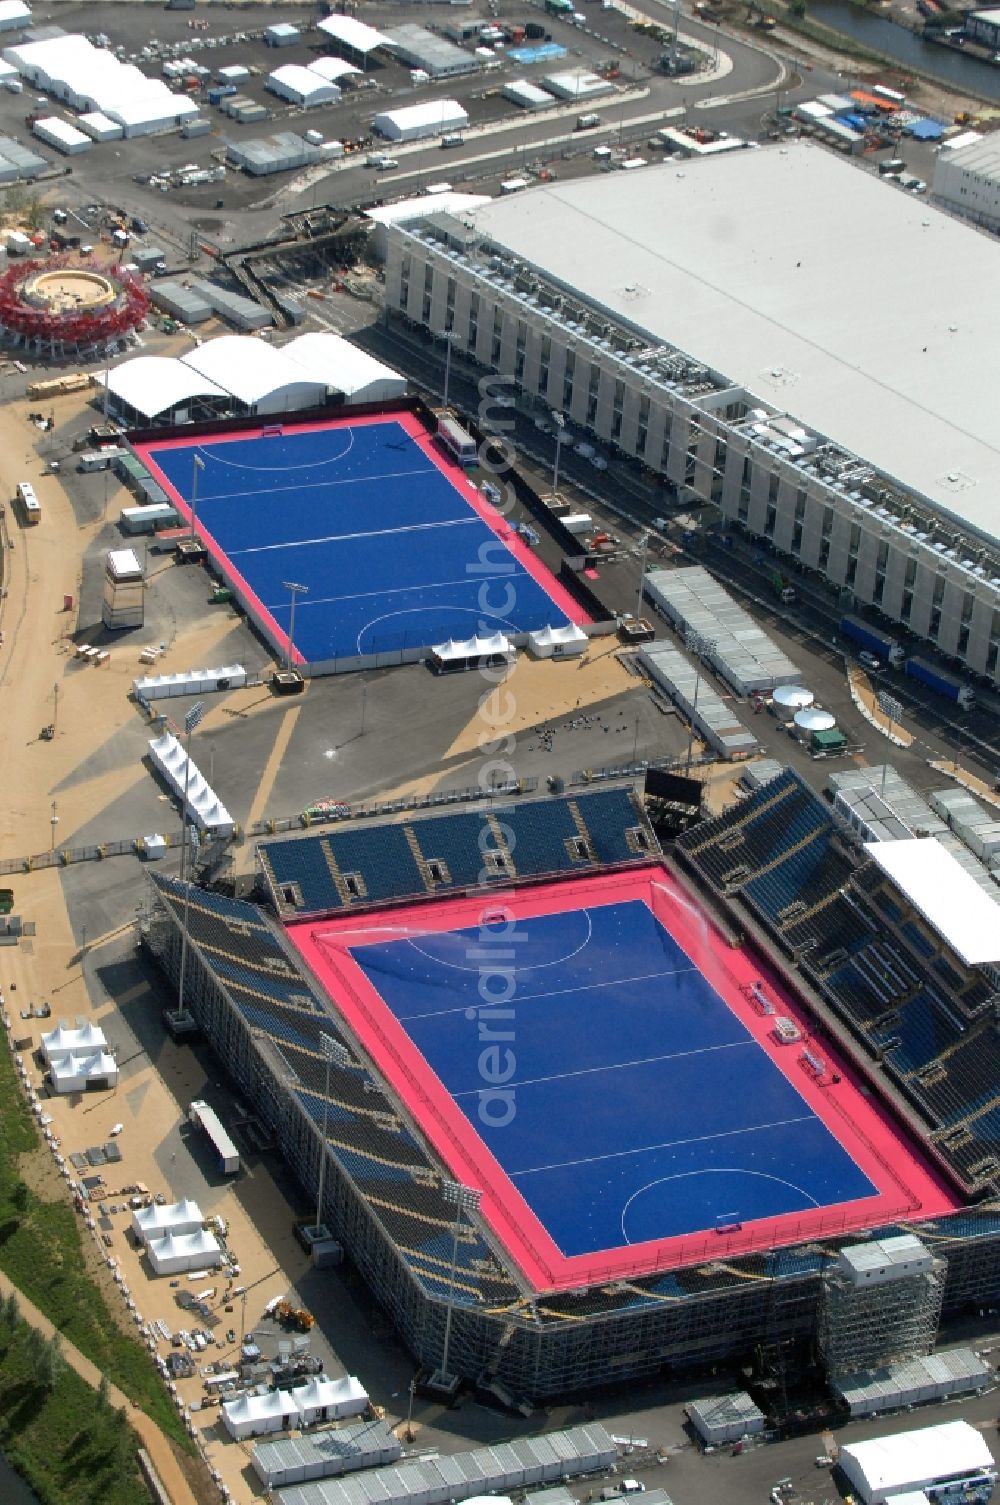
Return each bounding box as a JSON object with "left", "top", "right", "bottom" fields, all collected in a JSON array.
[
  {"left": 132, "top": 1198, "right": 205, "bottom": 1245},
  {"left": 180, "top": 336, "right": 326, "bottom": 416},
  {"left": 223, "top": 1388, "right": 299, "bottom": 1440},
  {"left": 40, "top": 1020, "right": 107, "bottom": 1065},
  {"left": 430, "top": 632, "right": 514, "bottom": 671},
  {"left": 99, "top": 356, "right": 229, "bottom": 425},
  {"left": 282, "top": 332, "right": 405, "bottom": 404},
  {"left": 148, "top": 731, "right": 234, "bottom": 837},
  {"left": 372, "top": 99, "right": 468, "bottom": 142},
  {"left": 147, "top": 1227, "right": 223, "bottom": 1276},
  {"left": 294, "top": 1375, "right": 369, "bottom": 1424},
  {"left": 527, "top": 622, "right": 588, "bottom": 659},
  {"left": 49, "top": 1049, "right": 118, "bottom": 1095}
]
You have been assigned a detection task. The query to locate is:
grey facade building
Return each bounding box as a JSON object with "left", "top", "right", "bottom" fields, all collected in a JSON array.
[{"left": 385, "top": 145, "right": 1000, "bottom": 683}]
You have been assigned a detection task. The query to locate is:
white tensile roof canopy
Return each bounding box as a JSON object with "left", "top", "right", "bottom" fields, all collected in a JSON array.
[
  {"left": 100, "top": 356, "right": 228, "bottom": 420},
  {"left": 864, "top": 837, "right": 1000, "bottom": 966},
  {"left": 180, "top": 336, "right": 321, "bottom": 409},
  {"left": 316, "top": 14, "right": 391, "bottom": 54}
]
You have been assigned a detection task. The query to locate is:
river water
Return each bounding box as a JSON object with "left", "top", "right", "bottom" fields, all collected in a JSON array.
[
  {"left": 809, "top": 2, "right": 1000, "bottom": 101},
  {"left": 0, "top": 1452, "right": 42, "bottom": 1505}
]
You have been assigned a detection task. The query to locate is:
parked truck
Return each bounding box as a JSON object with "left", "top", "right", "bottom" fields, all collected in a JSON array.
[
  {"left": 904, "top": 656, "right": 976, "bottom": 710},
  {"left": 839, "top": 614, "right": 905, "bottom": 668}
]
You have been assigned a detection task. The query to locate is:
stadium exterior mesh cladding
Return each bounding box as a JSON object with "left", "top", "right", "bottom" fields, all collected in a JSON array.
[{"left": 143, "top": 787, "right": 1000, "bottom": 1402}]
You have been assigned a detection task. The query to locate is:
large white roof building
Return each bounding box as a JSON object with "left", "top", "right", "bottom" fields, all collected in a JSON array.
[
  {"left": 4, "top": 33, "right": 199, "bottom": 133},
  {"left": 839, "top": 1418, "right": 996, "bottom": 1504},
  {"left": 386, "top": 144, "right": 1000, "bottom": 681}
]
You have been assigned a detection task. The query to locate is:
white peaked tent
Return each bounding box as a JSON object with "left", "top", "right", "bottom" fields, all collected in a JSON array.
[
  {"left": 132, "top": 1198, "right": 204, "bottom": 1245},
  {"left": 527, "top": 622, "right": 588, "bottom": 659},
  {"left": 147, "top": 1227, "right": 222, "bottom": 1276},
  {"left": 430, "top": 632, "right": 514, "bottom": 672},
  {"left": 293, "top": 1374, "right": 368, "bottom": 1424},
  {"left": 223, "top": 1388, "right": 298, "bottom": 1440},
  {"left": 40, "top": 1020, "right": 107, "bottom": 1065},
  {"left": 148, "top": 731, "right": 234, "bottom": 837},
  {"left": 49, "top": 1049, "right": 118, "bottom": 1094}
]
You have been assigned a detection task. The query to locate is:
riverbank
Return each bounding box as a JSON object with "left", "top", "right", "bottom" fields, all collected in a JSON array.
[{"left": 766, "top": 0, "right": 997, "bottom": 107}]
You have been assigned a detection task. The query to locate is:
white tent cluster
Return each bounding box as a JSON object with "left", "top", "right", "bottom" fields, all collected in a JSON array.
[
  {"left": 147, "top": 1227, "right": 223, "bottom": 1276},
  {"left": 103, "top": 334, "right": 405, "bottom": 426},
  {"left": 131, "top": 1197, "right": 205, "bottom": 1242},
  {"left": 40, "top": 1020, "right": 118, "bottom": 1094},
  {"left": 3, "top": 34, "right": 201, "bottom": 136},
  {"left": 130, "top": 1195, "right": 224, "bottom": 1275},
  {"left": 148, "top": 731, "right": 234, "bottom": 837},
  {"left": 223, "top": 1374, "right": 368, "bottom": 1440}
]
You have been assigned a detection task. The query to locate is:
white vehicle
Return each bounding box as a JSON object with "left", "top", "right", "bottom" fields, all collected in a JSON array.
[
  {"left": 574, "top": 441, "right": 596, "bottom": 459},
  {"left": 590, "top": 454, "right": 609, "bottom": 471},
  {"left": 858, "top": 650, "right": 881, "bottom": 673}
]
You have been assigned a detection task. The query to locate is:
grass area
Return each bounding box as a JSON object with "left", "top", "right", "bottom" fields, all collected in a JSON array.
[
  {"left": 0, "top": 1031, "right": 190, "bottom": 1451},
  {"left": 0, "top": 1314, "right": 147, "bottom": 1505}
]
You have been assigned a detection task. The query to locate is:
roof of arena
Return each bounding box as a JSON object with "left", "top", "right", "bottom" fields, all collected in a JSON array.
[{"left": 462, "top": 143, "right": 1000, "bottom": 542}]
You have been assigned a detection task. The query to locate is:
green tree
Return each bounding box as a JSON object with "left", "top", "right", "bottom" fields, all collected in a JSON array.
[
  {"left": 0, "top": 1291, "right": 19, "bottom": 1330},
  {"left": 97, "top": 1372, "right": 111, "bottom": 1409},
  {"left": 11, "top": 1180, "right": 29, "bottom": 1214},
  {"left": 37, "top": 1333, "right": 65, "bottom": 1391}
]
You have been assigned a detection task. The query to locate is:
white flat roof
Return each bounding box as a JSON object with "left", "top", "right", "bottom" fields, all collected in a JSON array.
[
  {"left": 367, "top": 191, "right": 490, "bottom": 228},
  {"left": 864, "top": 837, "right": 1000, "bottom": 965},
  {"left": 466, "top": 143, "right": 1000, "bottom": 542},
  {"left": 103, "top": 355, "right": 228, "bottom": 419},
  {"left": 841, "top": 1420, "right": 994, "bottom": 1496},
  {"left": 317, "top": 14, "right": 391, "bottom": 54}
]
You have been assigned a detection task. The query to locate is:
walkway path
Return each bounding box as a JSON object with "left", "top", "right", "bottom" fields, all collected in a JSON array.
[{"left": 0, "top": 1269, "right": 199, "bottom": 1505}]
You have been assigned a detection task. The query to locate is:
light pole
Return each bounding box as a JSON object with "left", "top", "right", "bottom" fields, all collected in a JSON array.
[
  {"left": 441, "top": 330, "right": 462, "bottom": 410},
  {"left": 176, "top": 700, "right": 206, "bottom": 1017},
  {"left": 684, "top": 630, "right": 716, "bottom": 775},
  {"left": 877, "top": 691, "right": 903, "bottom": 798},
  {"left": 189, "top": 452, "right": 205, "bottom": 543},
  {"left": 551, "top": 410, "right": 566, "bottom": 499},
  {"left": 282, "top": 580, "right": 309, "bottom": 672},
  {"left": 49, "top": 799, "right": 58, "bottom": 853},
  {"left": 314, "top": 1033, "right": 351, "bottom": 1236},
  {"left": 434, "top": 1179, "right": 482, "bottom": 1391},
  {"left": 404, "top": 1376, "right": 416, "bottom": 1443},
  {"left": 634, "top": 530, "right": 649, "bottom": 625}
]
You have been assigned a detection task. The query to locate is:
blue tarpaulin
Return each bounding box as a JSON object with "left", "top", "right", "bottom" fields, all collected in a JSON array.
[
  {"left": 507, "top": 42, "right": 567, "bottom": 63},
  {"left": 907, "top": 118, "right": 945, "bottom": 140}
]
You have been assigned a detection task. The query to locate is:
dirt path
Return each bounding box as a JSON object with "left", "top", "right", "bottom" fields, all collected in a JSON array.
[{"left": 0, "top": 1268, "right": 200, "bottom": 1505}]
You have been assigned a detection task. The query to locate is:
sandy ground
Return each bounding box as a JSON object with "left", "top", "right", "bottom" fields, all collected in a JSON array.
[{"left": 0, "top": 390, "right": 331, "bottom": 1505}]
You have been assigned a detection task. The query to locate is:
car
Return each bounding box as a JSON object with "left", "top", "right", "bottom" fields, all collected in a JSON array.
[
  {"left": 858, "top": 650, "right": 881, "bottom": 672},
  {"left": 590, "top": 454, "right": 609, "bottom": 471},
  {"left": 533, "top": 418, "right": 551, "bottom": 433},
  {"left": 574, "top": 442, "right": 596, "bottom": 459}
]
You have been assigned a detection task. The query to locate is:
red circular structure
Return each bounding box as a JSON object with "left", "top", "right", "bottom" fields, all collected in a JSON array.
[{"left": 0, "top": 253, "right": 149, "bottom": 354}]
